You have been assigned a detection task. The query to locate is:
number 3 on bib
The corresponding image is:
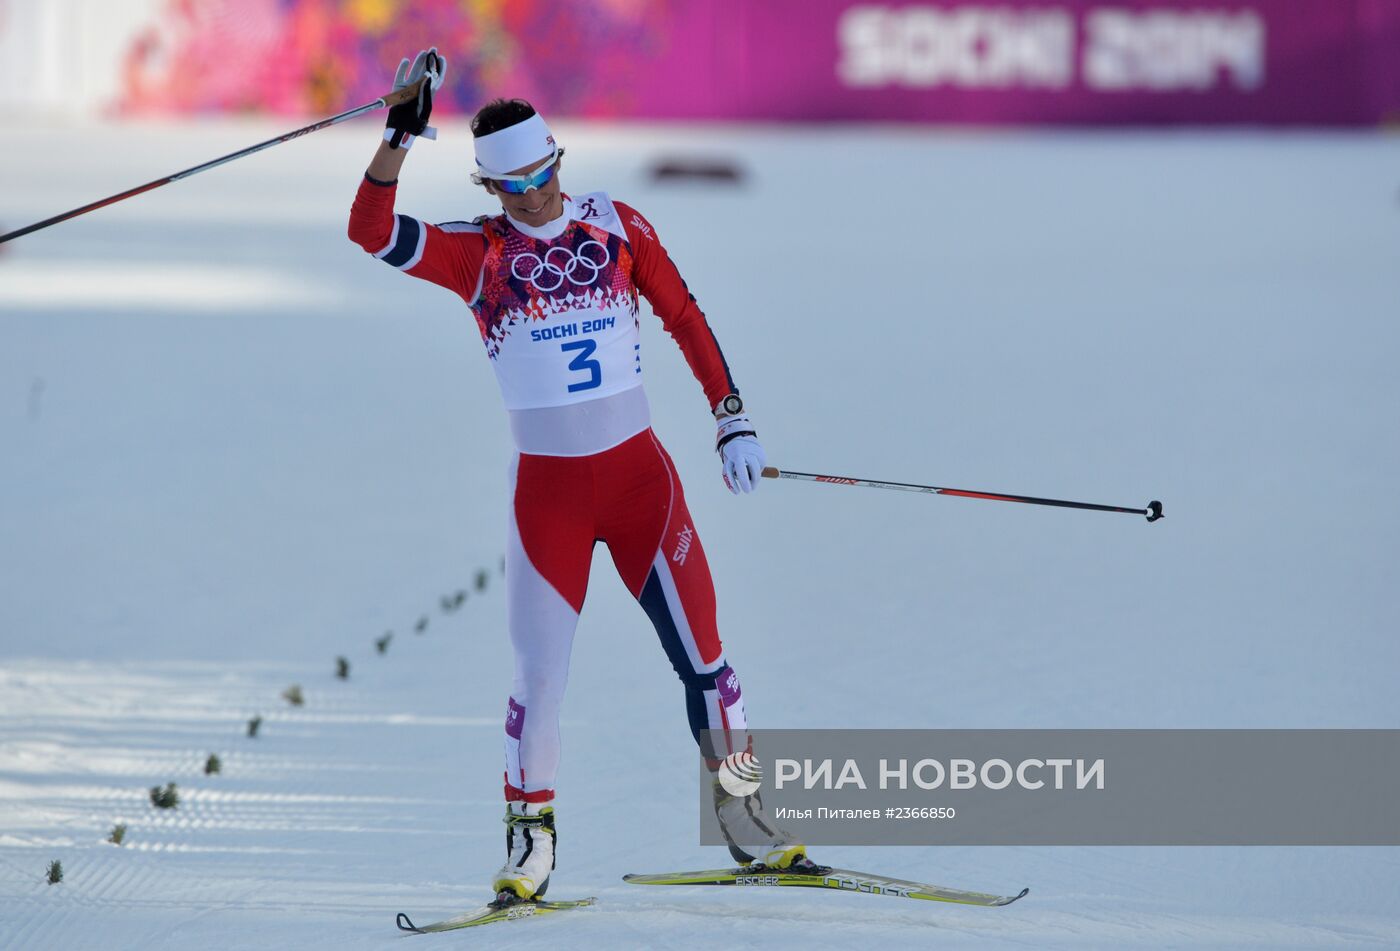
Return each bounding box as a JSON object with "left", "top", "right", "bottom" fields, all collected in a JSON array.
[{"left": 561, "top": 339, "right": 601, "bottom": 393}]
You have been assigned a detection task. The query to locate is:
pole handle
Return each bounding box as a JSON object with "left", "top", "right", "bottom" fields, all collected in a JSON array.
[
  {"left": 761, "top": 466, "right": 781, "bottom": 479},
  {"left": 382, "top": 76, "right": 430, "bottom": 108}
]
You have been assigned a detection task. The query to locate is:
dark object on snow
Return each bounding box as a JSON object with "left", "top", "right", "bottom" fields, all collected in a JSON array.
[
  {"left": 247, "top": 715, "right": 263, "bottom": 738},
  {"left": 282, "top": 684, "right": 305, "bottom": 706},
  {"left": 335, "top": 656, "right": 350, "bottom": 680},
  {"left": 46, "top": 860, "right": 63, "bottom": 884},
  {"left": 204, "top": 754, "right": 222, "bottom": 775},
  {"left": 649, "top": 157, "right": 745, "bottom": 184},
  {"left": 415, "top": 616, "right": 429, "bottom": 634},
  {"left": 108, "top": 824, "right": 126, "bottom": 846},
  {"left": 475, "top": 569, "right": 489, "bottom": 592},
  {"left": 150, "top": 783, "right": 180, "bottom": 809},
  {"left": 376, "top": 632, "right": 393, "bottom": 654}
]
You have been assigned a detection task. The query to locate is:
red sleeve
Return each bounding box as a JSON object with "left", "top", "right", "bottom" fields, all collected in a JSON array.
[
  {"left": 617, "top": 200, "right": 736, "bottom": 410},
  {"left": 348, "top": 175, "right": 485, "bottom": 304}
]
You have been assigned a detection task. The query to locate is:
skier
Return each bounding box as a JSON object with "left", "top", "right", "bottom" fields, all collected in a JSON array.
[{"left": 348, "top": 50, "right": 806, "bottom": 901}]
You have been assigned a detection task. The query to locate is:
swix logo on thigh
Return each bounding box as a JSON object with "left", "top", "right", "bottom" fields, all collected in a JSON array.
[{"left": 672, "top": 524, "right": 695, "bottom": 565}]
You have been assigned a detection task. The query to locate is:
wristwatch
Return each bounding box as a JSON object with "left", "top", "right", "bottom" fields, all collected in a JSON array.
[{"left": 714, "top": 394, "right": 743, "bottom": 418}]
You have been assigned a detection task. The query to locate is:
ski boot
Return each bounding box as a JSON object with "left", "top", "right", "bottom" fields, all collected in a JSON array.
[
  {"left": 712, "top": 777, "right": 828, "bottom": 874},
  {"left": 491, "top": 802, "right": 556, "bottom": 902}
]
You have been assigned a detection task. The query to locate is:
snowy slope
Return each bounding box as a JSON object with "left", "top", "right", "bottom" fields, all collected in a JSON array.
[{"left": 2, "top": 120, "right": 1399, "bottom": 949}]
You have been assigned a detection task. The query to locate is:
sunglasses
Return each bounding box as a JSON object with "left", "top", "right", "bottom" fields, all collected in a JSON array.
[{"left": 472, "top": 148, "right": 565, "bottom": 194}]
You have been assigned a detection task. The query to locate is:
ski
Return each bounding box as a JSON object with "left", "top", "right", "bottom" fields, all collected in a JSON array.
[
  {"left": 624, "top": 863, "right": 1028, "bottom": 908},
  {"left": 395, "top": 896, "right": 597, "bottom": 934}
]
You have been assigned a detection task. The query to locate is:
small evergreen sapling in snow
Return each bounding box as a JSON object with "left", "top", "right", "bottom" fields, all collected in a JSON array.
[
  {"left": 247, "top": 715, "right": 263, "bottom": 738},
  {"left": 149, "top": 783, "right": 179, "bottom": 809},
  {"left": 476, "top": 568, "right": 489, "bottom": 592},
  {"left": 204, "top": 753, "right": 222, "bottom": 775},
  {"left": 108, "top": 824, "right": 127, "bottom": 846},
  {"left": 335, "top": 656, "right": 350, "bottom": 680},
  {"left": 46, "top": 860, "right": 62, "bottom": 884},
  {"left": 282, "top": 684, "right": 304, "bottom": 706},
  {"left": 375, "top": 632, "right": 393, "bottom": 654},
  {"left": 452, "top": 590, "right": 466, "bottom": 609},
  {"left": 415, "top": 616, "right": 428, "bottom": 634}
]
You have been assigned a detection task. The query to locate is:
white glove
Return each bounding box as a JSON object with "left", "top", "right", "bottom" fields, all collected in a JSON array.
[{"left": 716, "top": 413, "right": 765, "bottom": 494}]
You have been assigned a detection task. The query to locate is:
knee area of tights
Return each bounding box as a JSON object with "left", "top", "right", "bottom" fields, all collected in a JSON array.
[{"left": 678, "top": 662, "right": 738, "bottom": 693}]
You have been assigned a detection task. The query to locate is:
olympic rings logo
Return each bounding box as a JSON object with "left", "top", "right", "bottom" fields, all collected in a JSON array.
[{"left": 510, "top": 241, "right": 611, "bottom": 292}]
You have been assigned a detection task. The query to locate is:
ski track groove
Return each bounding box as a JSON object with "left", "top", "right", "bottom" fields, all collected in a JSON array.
[
  {"left": 8, "top": 661, "right": 1394, "bottom": 949},
  {"left": 0, "top": 661, "right": 339, "bottom": 947},
  {"left": 0, "top": 653, "right": 504, "bottom": 949}
]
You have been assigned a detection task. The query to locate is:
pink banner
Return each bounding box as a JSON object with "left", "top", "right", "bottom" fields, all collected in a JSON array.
[
  {"left": 116, "top": 1, "right": 1400, "bottom": 125},
  {"left": 633, "top": 0, "right": 1400, "bottom": 124}
]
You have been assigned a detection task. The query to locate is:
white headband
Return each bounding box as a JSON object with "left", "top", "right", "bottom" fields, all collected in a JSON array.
[{"left": 473, "top": 112, "right": 556, "bottom": 177}]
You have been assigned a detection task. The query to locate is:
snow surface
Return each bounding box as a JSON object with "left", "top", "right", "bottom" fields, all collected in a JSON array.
[{"left": 2, "top": 120, "right": 1399, "bottom": 949}]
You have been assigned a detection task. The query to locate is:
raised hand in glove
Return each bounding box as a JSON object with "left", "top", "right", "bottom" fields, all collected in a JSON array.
[{"left": 385, "top": 47, "right": 447, "bottom": 150}]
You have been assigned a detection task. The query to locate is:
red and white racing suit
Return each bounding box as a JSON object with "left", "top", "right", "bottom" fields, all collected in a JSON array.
[{"left": 349, "top": 177, "right": 748, "bottom": 806}]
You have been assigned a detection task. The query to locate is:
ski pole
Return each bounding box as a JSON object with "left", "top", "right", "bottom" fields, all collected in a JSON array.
[
  {"left": 761, "top": 467, "right": 1164, "bottom": 522},
  {"left": 0, "top": 79, "right": 431, "bottom": 245}
]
